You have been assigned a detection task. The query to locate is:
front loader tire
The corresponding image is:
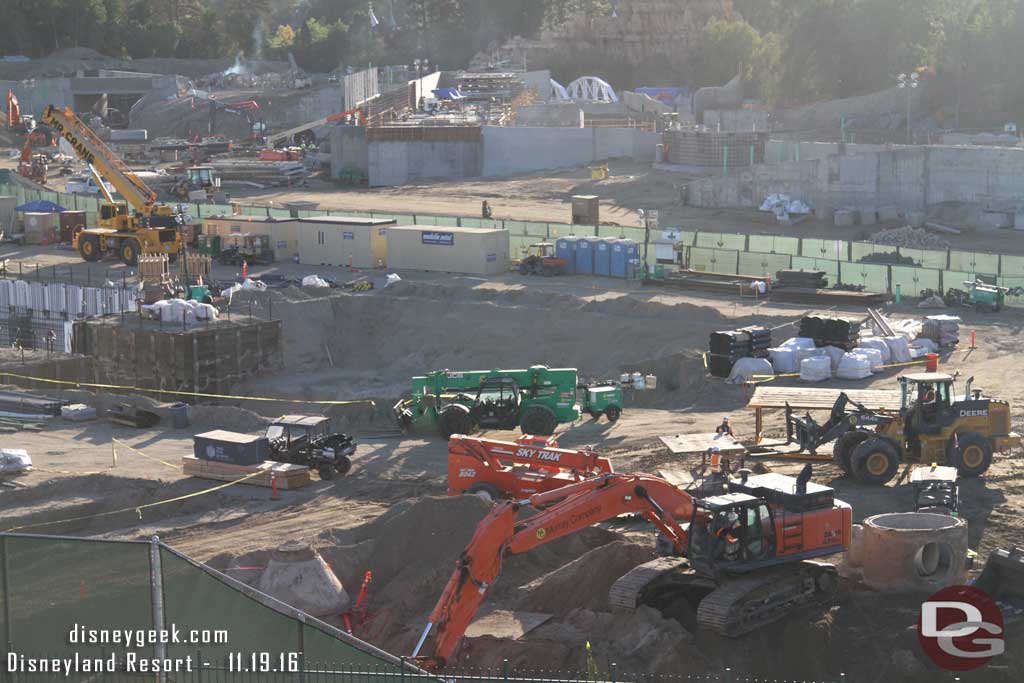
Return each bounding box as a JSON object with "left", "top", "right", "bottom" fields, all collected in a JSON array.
[
  {"left": 520, "top": 406, "right": 557, "bottom": 436},
  {"left": 833, "top": 431, "right": 870, "bottom": 476},
  {"left": 952, "top": 432, "right": 992, "bottom": 477},
  {"left": 851, "top": 438, "right": 900, "bottom": 485}
]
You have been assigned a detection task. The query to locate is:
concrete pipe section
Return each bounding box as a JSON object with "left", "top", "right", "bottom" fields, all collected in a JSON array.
[
  {"left": 256, "top": 540, "right": 351, "bottom": 617},
  {"left": 856, "top": 512, "right": 968, "bottom": 592}
]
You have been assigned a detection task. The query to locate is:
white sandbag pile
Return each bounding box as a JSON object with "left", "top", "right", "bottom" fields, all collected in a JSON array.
[
  {"left": 727, "top": 357, "right": 774, "bottom": 384},
  {"left": 301, "top": 275, "right": 330, "bottom": 288},
  {"left": 836, "top": 352, "right": 873, "bottom": 379},
  {"left": 884, "top": 335, "right": 912, "bottom": 363},
  {"left": 858, "top": 337, "right": 892, "bottom": 364},
  {"left": 909, "top": 336, "right": 937, "bottom": 358},
  {"left": 921, "top": 315, "right": 961, "bottom": 347},
  {"left": 0, "top": 448, "right": 32, "bottom": 474},
  {"left": 768, "top": 337, "right": 816, "bottom": 374},
  {"left": 852, "top": 347, "right": 884, "bottom": 372},
  {"left": 800, "top": 356, "right": 832, "bottom": 382}
]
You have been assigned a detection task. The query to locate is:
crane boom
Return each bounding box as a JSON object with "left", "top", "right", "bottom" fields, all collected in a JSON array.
[
  {"left": 41, "top": 105, "right": 159, "bottom": 213},
  {"left": 412, "top": 473, "right": 695, "bottom": 668},
  {"left": 265, "top": 107, "right": 364, "bottom": 148}
]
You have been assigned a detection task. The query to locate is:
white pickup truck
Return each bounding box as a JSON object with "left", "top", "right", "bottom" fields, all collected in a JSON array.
[{"left": 65, "top": 175, "right": 115, "bottom": 195}]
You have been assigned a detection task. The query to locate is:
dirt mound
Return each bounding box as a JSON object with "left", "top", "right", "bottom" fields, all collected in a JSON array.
[
  {"left": 189, "top": 404, "right": 270, "bottom": 432},
  {"left": 516, "top": 540, "right": 653, "bottom": 612}
]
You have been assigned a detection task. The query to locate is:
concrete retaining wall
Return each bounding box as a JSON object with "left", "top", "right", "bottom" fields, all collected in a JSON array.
[
  {"left": 690, "top": 145, "right": 1024, "bottom": 215},
  {"left": 481, "top": 126, "right": 658, "bottom": 177},
  {"left": 330, "top": 127, "right": 369, "bottom": 178},
  {"left": 369, "top": 139, "right": 482, "bottom": 186}
]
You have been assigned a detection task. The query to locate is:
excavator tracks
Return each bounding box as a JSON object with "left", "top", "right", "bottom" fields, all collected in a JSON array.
[
  {"left": 608, "top": 557, "right": 690, "bottom": 610},
  {"left": 696, "top": 561, "right": 838, "bottom": 637},
  {"left": 608, "top": 558, "right": 838, "bottom": 637}
]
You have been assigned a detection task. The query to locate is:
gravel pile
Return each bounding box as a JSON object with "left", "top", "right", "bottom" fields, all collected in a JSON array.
[{"left": 871, "top": 226, "right": 950, "bottom": 250}]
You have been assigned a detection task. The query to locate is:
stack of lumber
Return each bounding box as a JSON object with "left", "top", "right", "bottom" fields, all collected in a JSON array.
[
  {"left": 182, "top": 456, "right": 310, "bottom": 489},
  {"left": 0, "top": 389, "right": 66, "bottom": 417},
  {"left": 207, "top": 159, "right": 306, "bottom": 184},
  {"left": 707, "top": 325, "right": 773, "bottom": 378},
  {"left": 775, "top": 269, "right": 827, "bottom": 288},
  {"left": 799, "top": 315, "right": 862, "bottom": 351}
]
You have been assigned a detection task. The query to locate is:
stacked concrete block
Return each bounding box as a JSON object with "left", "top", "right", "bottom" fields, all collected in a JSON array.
[
  {"left": 906, "top": 210, "right": 926, "bottom": 228},
  {"left": 878, "top": 206, "right": 902, "bottom": 222},
  {"left": 859, "top": 209, "right": 878, "bottom": 226},
  {"left": 978, "top": 211, "right": 1012, "bottom": 229},
  {"left": 834, "top": 209, "right": 856, "bottom": 227}
]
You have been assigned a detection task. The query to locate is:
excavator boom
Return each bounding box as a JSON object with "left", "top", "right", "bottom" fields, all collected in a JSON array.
[{"left": 413, "top": 473, "right": 695, "bottom": 668}]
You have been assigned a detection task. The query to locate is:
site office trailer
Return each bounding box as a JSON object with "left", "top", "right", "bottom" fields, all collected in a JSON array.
[
  {"left": 202, "top": 215, "right": 299, "bottom": 263},
  {"left": 296, "top": 216, "right": 394, "bottom": 268},
  {"left": 385, "top": 225, "right": 509, "bottom": 275}
]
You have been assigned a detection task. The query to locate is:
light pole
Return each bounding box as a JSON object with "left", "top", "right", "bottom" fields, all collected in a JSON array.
[{"left": 897, "top": 72, "right": 919, "bottom": 144}]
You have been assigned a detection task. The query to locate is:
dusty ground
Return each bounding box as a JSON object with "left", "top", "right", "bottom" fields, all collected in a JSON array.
[
  {"left": 3, "top": 162, "right": 1024, "bottom": 679},
  {"left": 0, "top": 265, "right": 1022, "bottom": 679}
]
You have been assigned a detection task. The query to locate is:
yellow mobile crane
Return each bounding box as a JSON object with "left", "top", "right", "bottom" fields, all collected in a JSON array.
[{"left": 41, "top": 105, "right": 181, "bottom": 266}]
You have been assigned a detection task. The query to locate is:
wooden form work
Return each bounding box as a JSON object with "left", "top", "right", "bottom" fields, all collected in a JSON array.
[
  {"left": 747, "top": 386, "right": 902, "bottom": 442},
  {"left": 659, "top": 432, "right": 745, "bottom": 456},
  {"left": 182, "top": 456, "right": 310, "bottom": 489}
]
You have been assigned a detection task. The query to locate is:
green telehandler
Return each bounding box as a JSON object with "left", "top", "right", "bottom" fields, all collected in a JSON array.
[{"left": 393, "top": 366, "right": 624, "bottom": 438}]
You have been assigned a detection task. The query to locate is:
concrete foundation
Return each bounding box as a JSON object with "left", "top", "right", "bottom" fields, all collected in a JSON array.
[
  {"left": 257, "top": 541, "right": 350, "bottom": 617},
  {"left": 878, "top": 206, "right": 902, "bottom": 222},
  {"left": 855, "top": 512, "right": 968, "bottom": 593}
]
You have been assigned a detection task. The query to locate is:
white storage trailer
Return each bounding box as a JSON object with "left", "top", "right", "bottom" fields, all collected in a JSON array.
[
  {"left": 385, "top": 225, "right": 509, "bottom": 275},
  {"left": 295, "top": 216, "right": 393, "bottom": 268}
]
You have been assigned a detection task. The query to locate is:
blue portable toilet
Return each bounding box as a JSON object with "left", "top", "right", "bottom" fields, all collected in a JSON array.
[
  {"left": 609, "top": 239, "right": 631, "bottom": 278},
  {"left": 555, "top": 236, "right": 578, "bottom": 274},
  {"left": 621, "top": 239, "right": 640, "bottom": 277},
  {"left": 594, "top": 238, "right": 615, "bottom": 276},
  {"left": 575, "top": 236, "right": 597, "bottom": 275}
]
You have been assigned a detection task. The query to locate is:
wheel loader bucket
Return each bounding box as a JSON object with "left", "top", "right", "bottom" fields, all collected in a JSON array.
[{"left": 973, "top": 546, "right": 1024, "bottom": 605}]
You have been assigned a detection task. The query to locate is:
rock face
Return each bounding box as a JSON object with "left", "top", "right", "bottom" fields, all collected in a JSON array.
[
  {"left": 257, "top": 541, "right": 350, "bottom": 617},
  {"left": 478, "top": 1, "right": 734, "bottom": 81}
]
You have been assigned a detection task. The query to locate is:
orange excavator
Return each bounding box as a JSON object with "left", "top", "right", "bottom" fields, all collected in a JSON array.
[
  {"left": 413, "top": 467, "right": 851, "bottom": 669},
  {"left": 447, "top": 434, "right": 614, "bottom": 501}
]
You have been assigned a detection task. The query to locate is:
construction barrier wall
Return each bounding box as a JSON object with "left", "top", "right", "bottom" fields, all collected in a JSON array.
[
  {"left": 3, "top": 181, "right": 1021, "bottom": 305},
  {"left": 0, "top": 533, "right": 412, "bottom": 670}
]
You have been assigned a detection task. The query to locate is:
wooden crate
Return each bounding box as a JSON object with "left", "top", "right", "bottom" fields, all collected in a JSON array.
[
  {"left": 182, "top": 456, "right": 311, "bottom": 489},
  {"left": 138, "top": 254, "right": 169, "bottom": 280},
  {"left": 182, "top": 253, "right": 212, "bottom": 278}
]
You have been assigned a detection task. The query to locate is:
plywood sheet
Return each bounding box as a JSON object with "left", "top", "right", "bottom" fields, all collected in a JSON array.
[
  {"left": 659, "top": 432, "right": 744, "bottom": 455},
  {"left": 747, "top": 386, "right": 902, "bottom": 411}
]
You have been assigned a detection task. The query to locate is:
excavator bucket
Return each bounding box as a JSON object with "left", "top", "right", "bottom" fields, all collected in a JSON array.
[{"left": 973, "top": 546, "right": 1024, "bottom": 607}]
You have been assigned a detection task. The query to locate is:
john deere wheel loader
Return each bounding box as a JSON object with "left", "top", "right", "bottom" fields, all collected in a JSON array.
[{"left": 787, "top": 372, "right": 1019, "bottom": 485}]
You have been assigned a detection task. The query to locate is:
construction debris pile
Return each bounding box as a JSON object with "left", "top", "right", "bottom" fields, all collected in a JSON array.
[{"left": 871, "top": 226, "right": 951, "bottom": 250}]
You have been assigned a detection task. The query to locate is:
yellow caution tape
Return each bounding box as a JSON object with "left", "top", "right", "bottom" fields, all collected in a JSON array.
[
  {"left": 0, "top": 372, "right": 375, "bottom": 407},
  {"left": 4, "top": 466, "right": 265, "bottom": 532},
  {"left": 112, "top": 439, "right": 180, "bottom": 471}
]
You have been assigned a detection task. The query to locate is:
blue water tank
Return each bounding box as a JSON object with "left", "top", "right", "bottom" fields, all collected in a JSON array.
[
  {"left": 555, "top": 236, "right": 578, "bottom": 274},
  {"left": 594, "top": 238, "right": 615, "bottom": 276},
  {"left": 575, "top": 236, "right": 599, "bottom": 274}
]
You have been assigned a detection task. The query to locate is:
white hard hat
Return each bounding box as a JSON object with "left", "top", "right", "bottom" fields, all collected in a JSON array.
[
  {"left": 722, "top": 416, "right": 730, "bottom": 421},
  {"left": 711, "top": 446, "right": 721, "bottom": 452}
]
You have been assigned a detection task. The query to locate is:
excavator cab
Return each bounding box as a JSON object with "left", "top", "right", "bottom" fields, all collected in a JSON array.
[{"left": 688, "top": 494, "right": 777, "bottom": 571}]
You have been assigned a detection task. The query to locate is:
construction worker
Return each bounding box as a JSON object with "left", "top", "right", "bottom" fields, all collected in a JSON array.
[
  {"left": 716, "top": 416, "right": 734, "bottom": 437},
  {"left": 716, "top": 511, "right": 742, "bottom": 560},
  {"left": 481, "top": 200, "right": 493, "bottom": 219}
]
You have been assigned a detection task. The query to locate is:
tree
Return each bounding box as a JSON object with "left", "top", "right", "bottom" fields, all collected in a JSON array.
[{"left": 268, "top": 24, "right": 296, "bottom": 51}]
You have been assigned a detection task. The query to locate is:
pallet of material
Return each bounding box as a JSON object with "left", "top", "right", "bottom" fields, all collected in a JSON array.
[
  {"left": 769, "top": 287, "right": 887, "bottom": 305},
  {"left": 654, "top": 270, "right": 765, "bottom": 295},
  {"left": 182, "top": 456, "right": 310, "bottom": 489},
  {"left": 0, "top": 390, "right": 67, "bottom": 417}
]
